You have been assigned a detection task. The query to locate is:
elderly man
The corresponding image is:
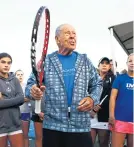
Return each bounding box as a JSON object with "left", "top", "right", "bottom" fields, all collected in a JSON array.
[{"left": 25, "top": 24, "right": 102, "bottom": 147}]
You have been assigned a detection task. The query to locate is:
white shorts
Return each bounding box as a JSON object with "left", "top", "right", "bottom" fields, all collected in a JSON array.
[
  {"left": 91, "top": 115, "right": 109, "bottom": 130},
  {"left": 0, "top": 130, "right": 22, "bottom": 137}
]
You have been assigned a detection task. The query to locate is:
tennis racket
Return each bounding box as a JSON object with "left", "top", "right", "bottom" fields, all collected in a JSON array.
[
  {"left": 90, "top": 95, "right": 108, "bottom": 117},
  {"left": 99, "top": 95, "right": 108, "bottom": 105},
  {"left": 30, "top": 6, "right": 50, "bottom": 114}
]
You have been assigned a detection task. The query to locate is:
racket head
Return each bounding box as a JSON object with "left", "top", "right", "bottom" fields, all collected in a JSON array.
[{"left": 31, "top": 6, "right": 50, "bottom": 87}]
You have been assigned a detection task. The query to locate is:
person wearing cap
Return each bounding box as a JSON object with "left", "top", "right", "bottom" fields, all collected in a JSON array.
[{"left": 90, "top": 57, "right": 115, "bottom": 147}]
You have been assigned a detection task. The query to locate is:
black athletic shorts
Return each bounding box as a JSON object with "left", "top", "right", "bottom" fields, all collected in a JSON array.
[
  {"left": 31, "top": 114, "right": 43, "bottom": 123},
  {"left": 42, "top": 128, "right": 93, "bottom": 147}
]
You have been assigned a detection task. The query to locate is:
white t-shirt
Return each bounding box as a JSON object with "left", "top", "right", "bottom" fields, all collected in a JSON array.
[{"left": 19, "top": 83, "right": 31, "bottom": 113}]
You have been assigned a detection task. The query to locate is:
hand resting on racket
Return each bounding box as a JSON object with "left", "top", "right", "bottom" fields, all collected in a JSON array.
[
  {"left": 30, "top": 84, "right": 46, "bottom": 100},
  {"left": 89, "top": 104, "right": 101, "bottom": 118},
  {"left": 93, "top": 104, "right": 101, "bottom": 112}
]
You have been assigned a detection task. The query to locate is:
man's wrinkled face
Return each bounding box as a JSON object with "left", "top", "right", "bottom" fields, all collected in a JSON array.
[
  {"left": 0, "top": 57, "right": 12, "bottom": 74},
  {"left": 56, "top": 24, "right": 77, "bottom": 53}
]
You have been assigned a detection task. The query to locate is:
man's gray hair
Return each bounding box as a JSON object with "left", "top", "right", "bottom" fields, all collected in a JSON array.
[
  {"left": 55, "top": 25, "right": 62, "bottom": 37},
  {"left": 55, "top": 24, "right": 71, "bottom": 37}
]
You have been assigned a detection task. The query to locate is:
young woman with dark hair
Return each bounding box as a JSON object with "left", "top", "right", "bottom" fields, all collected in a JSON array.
[
  {"left": 90, "top": 57, "right": 115, "bottom": 147},
  {"left": 0, "top": 53, "right": 24, "bottom": 147}
]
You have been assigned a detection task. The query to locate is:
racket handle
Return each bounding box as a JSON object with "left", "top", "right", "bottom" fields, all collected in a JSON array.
[{"left": 35, "top": 100, "right": 41, "bottom": 114}]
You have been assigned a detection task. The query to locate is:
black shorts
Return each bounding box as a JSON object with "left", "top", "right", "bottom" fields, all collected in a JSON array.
[
  {"left": 42, "top": 128, "right": 93, "bottom": 147},
  {"left": 31, "top": 114, "right": 43, "bottom": 123}
]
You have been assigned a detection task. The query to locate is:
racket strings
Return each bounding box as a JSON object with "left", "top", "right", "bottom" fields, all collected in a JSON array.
[
  {"left": 31, "top": 6, "right": 50, "bottom": 86},
  {"left": 43, "top": 11, "right": 50, "bottom": 56}
]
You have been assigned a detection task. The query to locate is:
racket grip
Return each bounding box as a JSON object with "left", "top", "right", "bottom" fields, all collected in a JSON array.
[{"left": 35, "top": 100, "right": 41, "bottom": 114}]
